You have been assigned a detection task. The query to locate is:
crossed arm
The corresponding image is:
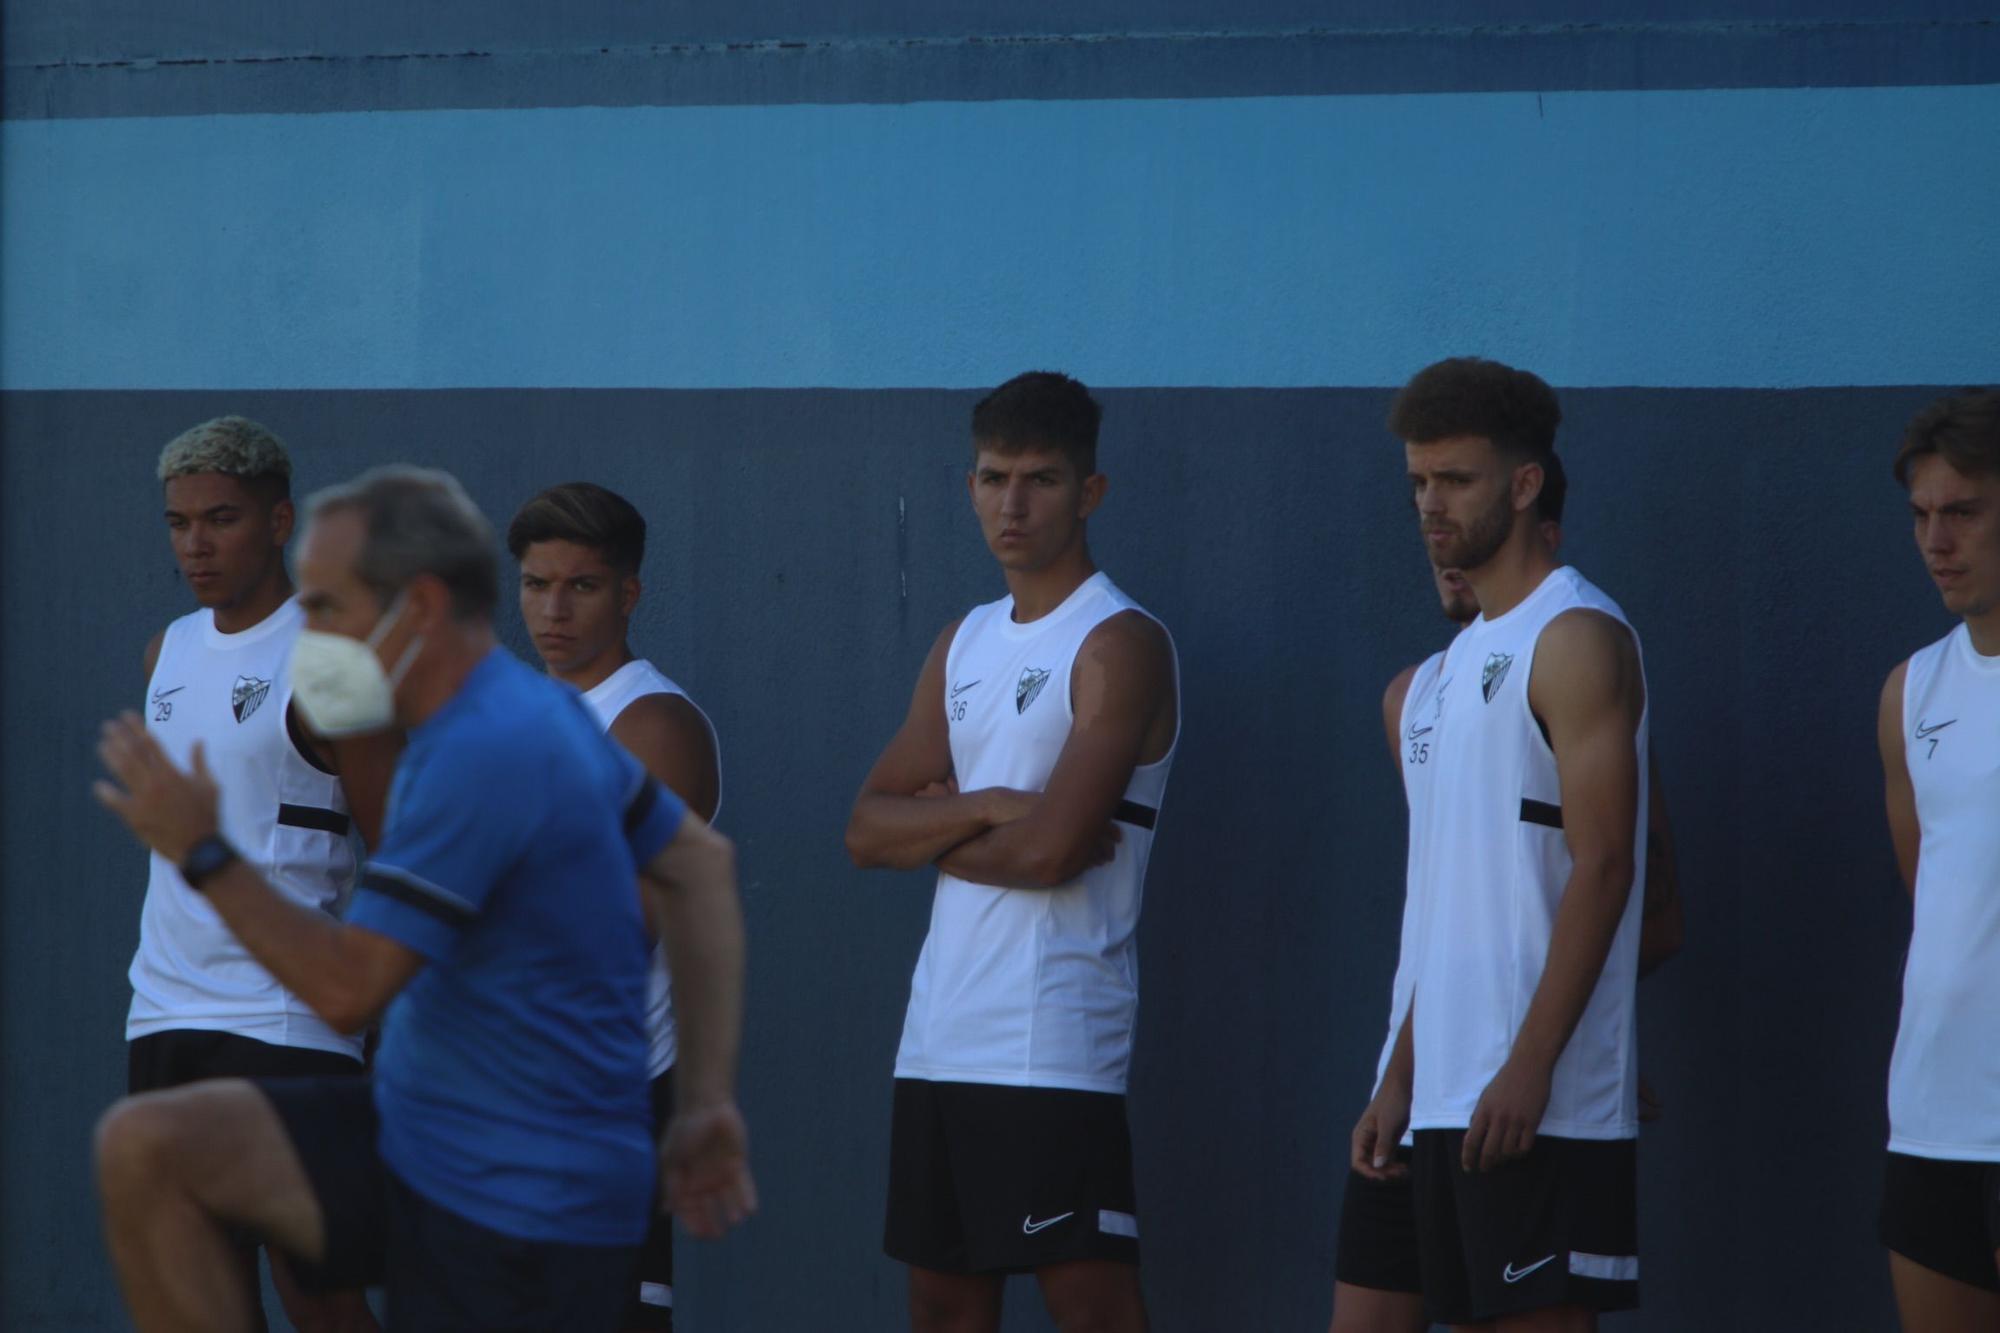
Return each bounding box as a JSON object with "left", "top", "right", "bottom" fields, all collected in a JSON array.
[{"left": 845, "top": 611, "right": 1176, "bottom": 889}]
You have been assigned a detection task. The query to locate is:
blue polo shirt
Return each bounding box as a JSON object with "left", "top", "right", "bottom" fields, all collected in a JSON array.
[{"left": 348, "top": 648, "right": 685, "bottom": 1245}]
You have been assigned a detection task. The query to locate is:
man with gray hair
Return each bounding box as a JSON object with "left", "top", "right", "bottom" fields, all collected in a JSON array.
[
  {"left": 126, "top": 416, "right": 382, "bottom": 1331},
  {"left": 93, "top": 465, "right": 756, "bottom": 1332}
]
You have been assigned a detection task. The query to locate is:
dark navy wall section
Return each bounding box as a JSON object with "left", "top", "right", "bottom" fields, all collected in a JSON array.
[
  {"left": 11, "top": 13, "right": 2000, "bottom": 118},
  {"left": 0, "top": 386, "right": 1940, "bottom": 1330}
]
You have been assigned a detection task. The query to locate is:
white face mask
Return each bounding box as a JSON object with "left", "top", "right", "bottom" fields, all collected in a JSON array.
[{"left": 290, "top": 594, "right": 425, "bottom": 738}]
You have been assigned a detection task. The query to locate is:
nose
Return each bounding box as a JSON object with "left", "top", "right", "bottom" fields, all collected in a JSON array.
[
  {"left": 1920, "top": 515, "right": 1952, "bottom": 556},
  {"left": 179, "top": 523, "right": 214, "bottom": 557},
  {"left": 546, "top": 587, "right": 572, "bottom": 621},
  {"left": 1000, "top": 480, "right": 1030, "bottom": 517},
  {"left": 1414, "top": 482, "right": 1444, "bottom": 518}
]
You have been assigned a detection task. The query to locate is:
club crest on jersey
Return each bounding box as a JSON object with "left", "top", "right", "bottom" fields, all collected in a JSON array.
[
  {"left": 1016, "top": 667, "right": 1052, "bottom": 715},
  {"left": 1481, "top": 653, "right": 1514, "bottom": 703},
  {"left": 232, "top": 674, "right": 271, "bottom": 724}
]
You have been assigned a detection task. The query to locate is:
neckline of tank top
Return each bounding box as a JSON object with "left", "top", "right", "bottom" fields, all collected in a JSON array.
[
  {"left": 1468, "top": 564, "right": 1575, "bottom": 632},
  {"left": 583, "top": 657, "right": 660, "bottom": 701},
  {"left": 1951, "top": 622, "right": 2000, "bottom": 674},
  {"left": 198, "top": 597, "right": 302, "bottom": 651},
  {"left": 993, "top": 570, "right": 1113, "bottom": 641}
]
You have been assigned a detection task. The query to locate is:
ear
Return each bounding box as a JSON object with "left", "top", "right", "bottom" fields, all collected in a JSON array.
[
  {"left": 1077, "top": 472, "right": 1108, "bottom": 521},
  {"left": 965, "top": 469, "right": 978, "bottom": 507},
  {"left": 404, "top": 573, "right": 453, "bottom": 635},
  {"left": 1512, "top": 459, "right": 1545, "bottom": 516},
  {"left": 620, "top": 573, "right": 642, "bottom": 619},
  {"left": 270, "top": 497, "right": 296, "bottom": 547}
]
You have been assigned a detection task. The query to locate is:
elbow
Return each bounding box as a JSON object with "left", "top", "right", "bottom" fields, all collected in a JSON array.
[
  {"left": 843, "top": 821, "right": 886, "bottom": 870},
  {"left": 1022, "top": 845, "right": 1087, "bottom": 889},
  {"left": 316, "top": 987, "right": 377, "bottom": 1037}
]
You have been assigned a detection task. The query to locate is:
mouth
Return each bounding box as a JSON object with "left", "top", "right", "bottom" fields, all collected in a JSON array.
[
  {"left": 186, "top": 570, "right": 220, "bottom": 587},
  {"left": 1931, "top": 568, "right": 1966, "bottom": 586},
  {"left": 997, "top": 528, "right": 1029, "bottom": 545}
]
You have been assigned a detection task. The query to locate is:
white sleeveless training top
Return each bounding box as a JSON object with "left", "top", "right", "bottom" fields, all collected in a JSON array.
[
  {"left": 1406, "top": 566, "right": 1648, "bottom": 1141},
  {"left": 581, "top": 658, "right": 722, "bottom": 1080},
  {"left": 1887, "top": 623, "right": 2000, "bottom": 1161},
  {"left": 895, "top": 571, "right": 1179, "bottom": 1095},
  {"left": 1371, "top": 649, "right": 1450, "bottom": 1146},
  {"left": 127, "top": 600, "right": 361, "bottom": 1057}
]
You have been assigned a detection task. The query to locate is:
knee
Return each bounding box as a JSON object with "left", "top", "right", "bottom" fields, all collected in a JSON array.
[{"left": 94, "top": 1095, "right": 183, "bottom": 1200}]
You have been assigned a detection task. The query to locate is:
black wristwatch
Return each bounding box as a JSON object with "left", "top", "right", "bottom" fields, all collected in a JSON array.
[{"left": 179, "top": 835, "right": 240, "bottom": 891}]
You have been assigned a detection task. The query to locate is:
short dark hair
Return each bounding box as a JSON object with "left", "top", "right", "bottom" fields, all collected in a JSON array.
[
  {"left": 971, "top": 371, "right": 1101, "bottom": 475},
  {"left": 306, "top": 466, "right": 498, "bottom": 621},
  {"left": 506, "top": 482, "right": 647, "bottom": 575},
  {"left": 1536, "top": 450, "right": 1567, "bottom": 524},
  {"left": 1389, "top": 357, "right": 1561, "bottom": 460},
  {"left": 1893, "top": 389, "right": 2000, "bottom": 488}
]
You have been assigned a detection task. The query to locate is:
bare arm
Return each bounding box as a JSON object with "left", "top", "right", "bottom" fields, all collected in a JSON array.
[
  {"left": 641, "top": 812, "right": 757, "bottom": 1238},
  {"left": 1879, "top": 660, "right": 1918, "bottom": 896},
  {"left": 934, "top": 612, "right": 1176, "bottom": 890},
  {"left": 320, "top": 728, "right": 405, "bottom": 850},
  {"left": 845, "top": 619, "right": 1024, "bottom": 870},
  {"left": 1463, "top": 610, "right": 1645, "bottom": 1172},
  {"left": 1637, "top": 755, "right": 1684, "bottom": 977},
  {"left": 143, "top": 628, "right": 165, "bottom": 682},
  {"left": 196, "top": 861, "right": 424, "bottom": 1033},
  {"left": 1381, "top": 663, "right": 1417, "bottom": 764},
  {"left": 93, "top": 714, "right": 424, "bottom": 1033},
  {"left": 612, "top": 693, "right": 720, "bottom": 822}
]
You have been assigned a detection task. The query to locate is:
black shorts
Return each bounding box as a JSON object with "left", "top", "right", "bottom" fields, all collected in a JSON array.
[
  {"left": 255, "top": 1075, "right": 639, "bottom": 1331},
  {"left": 1334, "top": 1148, "right": 1421, "bottom": 1295},
  {"left": 129, "top": 1028, "right": 363, "bottom": 1094},
  {"left": 624, "top": 1067, "right": 675, "bottom": 1331},
  {"left": 1881, "top": 1151, "right": 2000, "bottom": 1292},
  {"left": 883, "top": 1078, "right": 1141, "bottom": 1275},
  {"left": 1411, "top": 1129, "right": 1639, "bottom": 1325}
]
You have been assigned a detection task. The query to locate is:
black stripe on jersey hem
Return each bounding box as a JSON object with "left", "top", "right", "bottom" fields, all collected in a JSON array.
[
  {"left": 277, "top": 804, "right": 351, "bottom": 836},
  {"left": 1113, "top": 799, "right": 1158, "bottom": 830},
  {"left": 360, "top": 870, "right": 475, "bottom": 928},
  {"left": 624, "top": 779, "right": 661, "bottom": 836},
  {"left": 285, "top": 702, "right": 338, "bottom": 776},
  {"left": 1520, "top": 798, "right": 1564, "bottom": 829}
]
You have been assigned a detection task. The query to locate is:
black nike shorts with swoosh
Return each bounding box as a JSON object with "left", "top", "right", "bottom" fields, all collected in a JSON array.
[
  {"left": 1333, "top": 1147, "right": 1423, "bottom": 1294},
  {"left": 1411, "top": 1129, "right": 1638, "bottom": 1324},
  {"left": 883, "top": 1079, "right": 1141, "bottom": 1275}
]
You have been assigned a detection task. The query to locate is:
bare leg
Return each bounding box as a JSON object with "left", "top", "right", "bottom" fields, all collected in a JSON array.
[
  {"left": 1889, "top": 1251, "right": 2000, "bottom": 1332},
  {"left": 1036, "top": 1259, "right": 1147, "bottom": 1333},
  {"left": 97, "top": 1081, "right": 328, "bottom": 1333},
  {"left": 908, "top": 1266, "right": 1004, "bottom": 1333},
  {"left": 1330, "top": 1280, "right": 1429, "bottom": 1333}
]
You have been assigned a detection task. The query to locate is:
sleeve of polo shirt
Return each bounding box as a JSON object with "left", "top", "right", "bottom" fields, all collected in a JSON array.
[
  {"left": 614, "top": 742, "right": 688, "bottom": 871},
  {"left": 348, "top": 740, "right": 532, "bottom": 960}
]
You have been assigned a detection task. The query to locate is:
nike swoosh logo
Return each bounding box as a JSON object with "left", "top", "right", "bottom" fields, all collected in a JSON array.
[
  {"left": 151, "top": 686, "right": 186, "bottom": 700},
  {"left": 950, "top": 680, "right": 981, "bottom": 698},
  {"left": 1915, "top": 718, "right": 1957, "bottom": 739},
  {"left": 1021, "top": 1211, "right": 1074, "bottom": 1235},
  {"left": 1406, "top": 723, "right": 1434, "bottom": 739},
  {"left": 1503, "top": 1254, "right": 1558, "bottom": 1284}
]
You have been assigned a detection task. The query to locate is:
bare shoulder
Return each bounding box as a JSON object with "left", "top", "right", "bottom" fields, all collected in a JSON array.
[
  {"left": 1879, "top": 657, "right": 1911, "bottom": 716},
  {"left": 1078, "top": 609, "right": 1174, "bottom": 680},
  {"left": 1383, "top": 662, "right": 1420, "bottom": 722},
  {"left": 1538, "top": 606, "right": 1639, "bottom": 663},
  {"left": 610, "top": 692, "right": 715, "bottom": 759}
]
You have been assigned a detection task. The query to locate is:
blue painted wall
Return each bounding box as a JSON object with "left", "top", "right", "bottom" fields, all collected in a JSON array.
[{"left": 2, "top": 5, "right": 1990, "bottom": 1330}]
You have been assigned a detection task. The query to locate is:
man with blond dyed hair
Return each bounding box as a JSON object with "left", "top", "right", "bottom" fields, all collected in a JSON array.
[{"left": 125, "top": 417, "right": 380, "bottom": 1331}]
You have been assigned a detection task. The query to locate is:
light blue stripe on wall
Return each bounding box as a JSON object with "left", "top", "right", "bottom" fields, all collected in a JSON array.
[{"left": 4, "top": 86, "right": 1995, "bottom": 390}]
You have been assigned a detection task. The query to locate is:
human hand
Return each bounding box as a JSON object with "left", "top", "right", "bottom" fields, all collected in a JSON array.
[
  {"left": 92, "top": 713, "right": 220, "bottom": 865},
  {"left": 1638, "top": 1073, "right": 1663, "bottom": 1124},
  {"left": 1462, "top": 1057, "right": 1552, "bottom": 1173},
  {"left": 660, "top": 1098, "right": 758, "bottom": 1240},
  {"left": 1351, "top": 1080, "right": 1413, "bottom": 1181}
]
